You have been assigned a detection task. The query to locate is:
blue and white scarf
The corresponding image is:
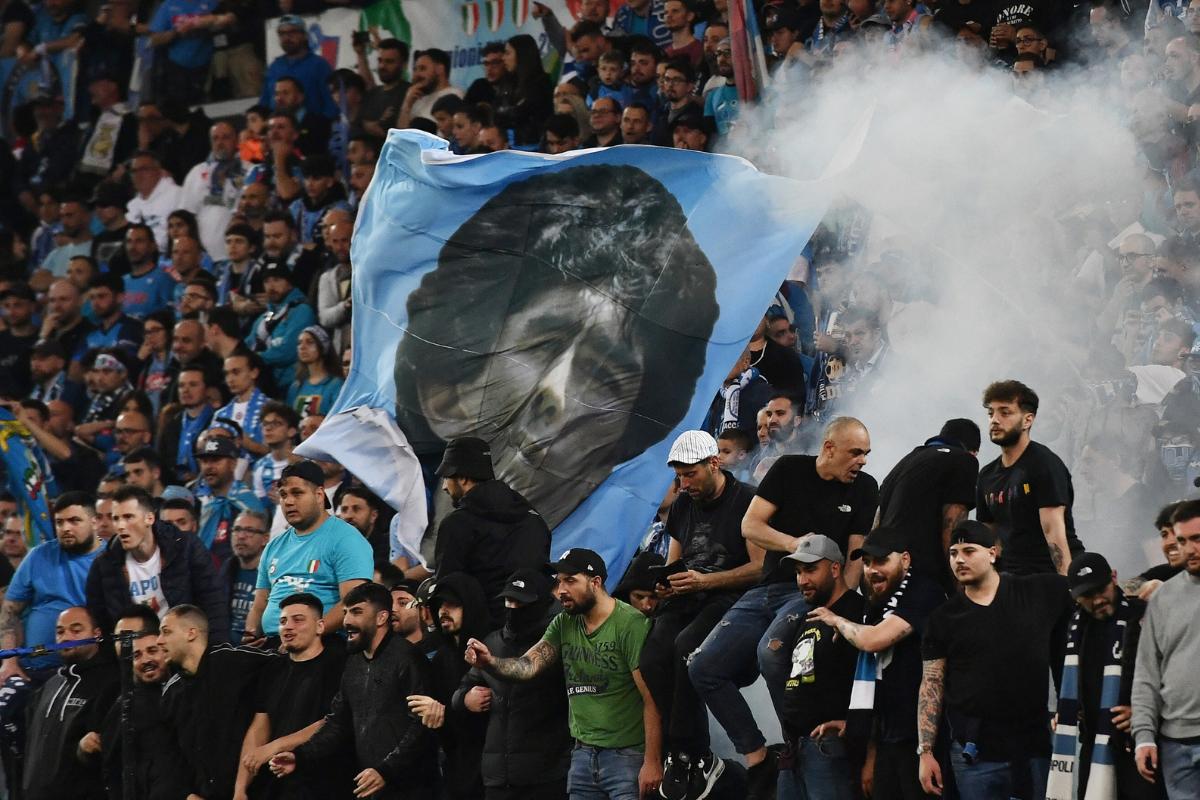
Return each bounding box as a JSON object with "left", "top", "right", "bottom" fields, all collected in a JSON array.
[
  {"left": 846, "top": 570, "right": 910, "bottom": 739},
  {"left": 1046, "top": 597, "right": 1129, "bottom": 800}
]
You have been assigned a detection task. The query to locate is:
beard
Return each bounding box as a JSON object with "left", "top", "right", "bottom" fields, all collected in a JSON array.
[
  {"left": 345, "top": 620, "right": 376, "bottom": 653},
  {"left": 61, "top": 534, "right": 95, "bottom": 555},
  {"left": 564, "top": 589, "right": 597, "bottom": 617},
  {"left": 990, "top": 424, "right": 1022, "bottom": 447},
  {"left": 865, "top": 570, "right": 902, "bottom": 607},
  {"left": 806, "top": 585, "right": 833, "bottom": 607}
]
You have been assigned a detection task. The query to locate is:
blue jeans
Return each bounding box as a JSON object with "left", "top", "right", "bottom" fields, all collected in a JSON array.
[
  {"left": 778, "top": 736, "right": 855, "bottom": 800},
  {"left": 567, "top": 743, "right": 643, "bottom": 800},
  {"left": 687, "top": 582, "right": 808, "bottom": 755},
  {"left": 1161, "top": 738, "right": 1200, "bottom": 800},
  {"left": 948, "top": 741, "right": 1049, "bottom": 800}
]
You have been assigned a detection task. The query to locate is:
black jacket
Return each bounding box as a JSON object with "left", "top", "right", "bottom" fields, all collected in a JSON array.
[
  {"left": 434, "top": 480, "right": 551, "bottom": 627},
  {"left": 23, "top": 653, "right": 120, "bottom": 800},
  {"left": 86, "top": 519, "right": 231, "bottom": 644},
  {"left": 160, "top": 643, "right": 277, "bottom": 800},
  {"left": 296, "top": 632, "right": 437, "bottom": 798},
  {"left": 429, "top": 573, "right": 492, "bottom": 799},
  {"left": 451, "top": 599, "right": 571, "bottom": 787},
  {"left": 100, "top": 681, "right": 188, "bottom": 800}
]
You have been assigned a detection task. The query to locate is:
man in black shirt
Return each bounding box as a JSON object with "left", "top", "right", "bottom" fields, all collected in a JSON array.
[
  {"left": 877, "top": 418, "right": 980, "bottom": 593},
  {"left": 778, "top": 534, "right": 863, "bottom": 800},
  {"left": 642, "top": 431, "right": 761, "bottom": 800},
  {"left": 918, "top": 521, "right": 1072, "bottom": 800},
  {"left": 0, "top": 284, "right": 38, "bottom": 397},
  {"left": 689, "top": 416, "right": 878, "bottom": 799},
  {"left": 1045, "top": 553, "right": 1158, "bottom": 800},
  {"left": 976, "top": 380, "right": 1082, "bottom": 576},
  {"left": 808, "top": 527, "right": 946, "bottom": 800},
  {"left": 236, "top": 592, "right": 347, "bottom": 799}
]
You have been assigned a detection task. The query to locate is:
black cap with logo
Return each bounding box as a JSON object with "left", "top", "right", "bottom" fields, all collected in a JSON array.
[
  {"left": 1068, "top": 552, "right": 1113, "bottom": 598},
  {"left": 547, "top": 548, "right": 607, "bottom": 581},
  {"left": 435, "top": 437, "right": 496, "bottom": 481}
]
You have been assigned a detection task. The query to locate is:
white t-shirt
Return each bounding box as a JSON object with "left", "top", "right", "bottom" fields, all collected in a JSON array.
[
  {"left": 127, "top": 177, "right": 183, "bottom": 251},
  {"left": 126, "top": 548, "right": 169, "bottom": 619},
  {"left": 180, "top": 159, "right": 243, "bottom": 260}
]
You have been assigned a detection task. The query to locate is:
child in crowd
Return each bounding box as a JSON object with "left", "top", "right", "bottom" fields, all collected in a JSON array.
[
  {"left": 592, "top": 51, "right": 635, "bottom": 108},
  {"left": 718, "top": 428, "right": 756, "bottom": 484}
]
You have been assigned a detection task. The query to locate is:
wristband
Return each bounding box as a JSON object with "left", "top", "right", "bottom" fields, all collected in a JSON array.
[{"left": 33, "top": 43, "right": 47, "bottom": 56}]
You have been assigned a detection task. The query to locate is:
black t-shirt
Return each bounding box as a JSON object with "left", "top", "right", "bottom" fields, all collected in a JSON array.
[
  {"left": 752, "top": 337, "right": 806, "bottom": 397},
  {"left": 92, "top": 225, "right": 130, "bottom": 275},
  {"left": 934, "top": 0, "right": 994, "bottom": 34},
  {"left": 362, "top": 82, "right": 410, "bottom": 128},
  {"left": 755, "top": 455, "right": 879, "bottom": 583},
  {"left": 780, "top": 589, "right": 865, "bottom": 734},
  {"left": 0, "top": 557, "right": 14, "bottom": 590},
  {"left": 666, "top": 471, "right": 755, "bottom": 574},
  {"left": 872, "top": 573, "right": 947, "bottom": 743},
  {"left": 921, "top": 573, "right": 1072, "bottom": 760},
  {"left": 1140, "top": 562, "right": 1183, "bottom": 582},
  {"left": 976, "top": 441, "right": 1081, "bottom": 575},
  {"left": 255, "top": 644, "right": 348, "bottom": 796},
  {"left": 878, "top": 441, "right": 978, "bottom": 592}
]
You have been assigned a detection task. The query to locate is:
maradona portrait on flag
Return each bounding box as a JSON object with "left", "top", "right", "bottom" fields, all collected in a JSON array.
[{"left": 299, "top": 130, "right": 827, "bottom": 579}]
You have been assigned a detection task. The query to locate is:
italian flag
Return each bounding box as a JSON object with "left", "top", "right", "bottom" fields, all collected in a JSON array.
[
  {"left": 307, "top": 559, "right": 321, "bottom": 573},
  {"left": 512, "top": 0, "right": 530, "bottom": 27},
  {"left": 487, "top": 0, "right": 505, "bottom": 32},
  {"left": 462, "top": 2, "right": 480, "bottom": 35}
]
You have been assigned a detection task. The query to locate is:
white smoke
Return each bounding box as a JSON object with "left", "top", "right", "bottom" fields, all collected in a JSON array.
[{"left": 734, "top": 38, "right": 1165, "bottom": 571}]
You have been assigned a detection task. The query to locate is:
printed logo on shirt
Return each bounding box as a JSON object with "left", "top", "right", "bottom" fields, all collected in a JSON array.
[
  {"left": 269, "top": 557, "right": 278, "bottom": 575},
  {"left": 307, "top": 559, "right": 321, "bottom": 573},
  {"left": 277, "top": 575, "right": 316, "bottom": 594},
  {"left": 838, "top": 504, "right": 852, "bottom": 513},
  {"left": 216, "top": 519, "right": 229, "bottom": 543}
]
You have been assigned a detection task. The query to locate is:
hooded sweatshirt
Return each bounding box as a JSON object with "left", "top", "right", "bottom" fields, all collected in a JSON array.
[
  {"left": 429, "top": 572, "right": 493, "bottom": 800},
  {"left": 23, "top": 653, "right": 120, "bottom": 800},
  {"left": 452, "top": 596, "right": 572, "bottom": 787},
  {"left": 434, "top": 479, "right": 552, "bottom": 627}
]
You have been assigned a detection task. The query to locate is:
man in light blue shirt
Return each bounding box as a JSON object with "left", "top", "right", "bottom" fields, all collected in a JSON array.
[
  {"left": 0, "top": 491, "right": 104, "bottom": 680},
  {"left": 244, "top": 460, "right": 371, "bottom": 641}
]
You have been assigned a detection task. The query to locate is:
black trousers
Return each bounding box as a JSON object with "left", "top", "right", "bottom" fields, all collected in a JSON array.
[
  {"left": 872, "top": 740, "right": 934, "bottom": 800},
  {"left": 638, "top": 593, "right": 736, "bottom": 756}
]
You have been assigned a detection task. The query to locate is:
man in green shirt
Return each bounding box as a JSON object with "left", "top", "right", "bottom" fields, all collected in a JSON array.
[{"left": 465, "top": 548, "right": 663, "bottom": 799}]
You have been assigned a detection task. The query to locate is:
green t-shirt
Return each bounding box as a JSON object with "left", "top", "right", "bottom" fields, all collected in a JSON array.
[{"left": 543, "top": 599, "right": 651, "bottom": 749}]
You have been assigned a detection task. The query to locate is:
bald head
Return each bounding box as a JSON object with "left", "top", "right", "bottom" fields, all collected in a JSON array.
[
  {"left": 818, "top": 416, "right": 871, "bottom": 483},
  {"left": 46, "top": 279, "right": 82, "bottom": 323}
]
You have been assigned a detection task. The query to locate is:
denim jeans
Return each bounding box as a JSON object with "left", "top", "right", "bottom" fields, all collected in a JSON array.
[
  {"left": 948, "top": 740, "right": 1048, "bottom": 800},
  {"left": 778, "top": 736, "right": 855, "bottom": 800},
  {"left": 1161, "top": 737, "right": 1200, "bottom": 800},
  {"left": 567, "top": 743, "right": 644, "bottom": 800},
  {"left": 687, "top": 582, "right": 808, "bottom": 754}
]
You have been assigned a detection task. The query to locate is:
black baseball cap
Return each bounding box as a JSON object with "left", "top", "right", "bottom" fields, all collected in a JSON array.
[
  {"left": 279, "top": 459, "right": 332, "bottom": 508},
  {"left": 195, "top": 436, "right": 239, "bottom": 460},
  {"left": 261, "top": 256, "right": 294, "bottom": 284},
  {"left": 390, "top": 578, "right": 422, "bottom": 596},
  {"left": 949, "top": 520, "right": 997, "bottom": 548},
  {"left": 548, "top": 548, "right": 607, "bottom": 581},
  {"left": 414, "top": 577, "right": 438, "bottom": 606},
  {"left": 850, "top": 527, "right": 909, "bottom": 560},
  {"left": 435, "top": 437, "right": 495, "bottom": 481},
  {"left": 498, "top": 568, "right": 553, "bottom": 604},
  {"left": 1068, "top": 552, "right": 1113, "bottom": 598}
]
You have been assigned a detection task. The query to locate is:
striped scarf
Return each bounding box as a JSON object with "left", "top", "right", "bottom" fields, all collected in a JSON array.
[
  {"left": 1046, "top": 597, "right": 1129, "bottom": 800},
  {"left": 846, "top": 570, "right": 910, "bottom": 739}
]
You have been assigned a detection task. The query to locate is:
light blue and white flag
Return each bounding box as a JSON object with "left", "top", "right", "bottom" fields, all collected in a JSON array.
[{"left": 299, "top": 131, "right": 828, "bottom": 582}]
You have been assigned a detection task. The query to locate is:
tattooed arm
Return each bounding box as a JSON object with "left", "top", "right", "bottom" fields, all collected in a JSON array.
[
  {"left": 918, "top": 658, "right": 946, "bottom": 795},
  {"left": 1038, "top": 506, "right": 1070, "bottom": 576},
  {"left": 0, "top": 599, "right": 29, "bottom": 681},
  {"left": 806, "top": 606, "right": 913, "bottom": 653},
  {"left": 464, "top": 638, "right": 559, "bottom": 682},
  {"left": 940, "top": 503, "right": 970, "bottom": 566}
]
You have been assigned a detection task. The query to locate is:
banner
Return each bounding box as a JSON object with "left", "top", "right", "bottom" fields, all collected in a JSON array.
[
  {"left": 264, "top": 0, "right": 575, "bottom": 89},
  {"left": 0, "top": 409, "right": 57, "bottom": 547},
  {"left": 298, "top": 131, "right": 828, "bottom": 583},
  {"left": 0, "top": 48, "right": 78, "bottom": 138}
]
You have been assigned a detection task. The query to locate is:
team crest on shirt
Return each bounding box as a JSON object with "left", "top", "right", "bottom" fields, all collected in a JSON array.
[
  {"left": 269, "top": 558, "right": 278, "bottom": 575},
  {"left": 838, "top": 504, "right": 852, "bottom": 513}
]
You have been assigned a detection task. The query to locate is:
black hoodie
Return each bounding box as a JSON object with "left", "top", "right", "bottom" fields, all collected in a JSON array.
[
  {"left": 428, "top": 572, "right": 493, "bottom": 800},
  {"left": 434, "top": 479, "right": 552, "bottom": 627},
  {"left": 451, "top": 597, "right": 571, "bottom": 788},
  {"left": 23, "top": 652, "right": 119, "bottom": 800}
]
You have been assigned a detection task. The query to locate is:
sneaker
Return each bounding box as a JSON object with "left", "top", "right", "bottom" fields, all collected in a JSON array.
[
  {"left": 687, "top": 751, "right": 726, "bottom": 800},
  {"left": 744, "top": 748, "right": 778, "bottom": 800},
  {"left": 659, "top": 752, "right": 694, "bottom": 800}
]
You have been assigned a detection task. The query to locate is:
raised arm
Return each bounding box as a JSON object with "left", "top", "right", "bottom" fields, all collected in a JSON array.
[{"left": 464, "top": 637, "right": 558, "bottom": 681}]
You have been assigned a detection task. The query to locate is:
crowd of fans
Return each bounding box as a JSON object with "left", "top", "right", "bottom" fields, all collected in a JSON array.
[{"left": 2, "top": 0, "right": 1200, "bottom": 798}]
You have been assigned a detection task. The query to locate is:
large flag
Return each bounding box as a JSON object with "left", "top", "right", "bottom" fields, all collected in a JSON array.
[
  {"left": 0, "top": 408, "right": 56, "bottom": 546},
  {"left": 729, "top": 0, "right": 768, "bottom": 103},
  {"left": 299, "top": 132, "right": 827, "bottom": 583}
]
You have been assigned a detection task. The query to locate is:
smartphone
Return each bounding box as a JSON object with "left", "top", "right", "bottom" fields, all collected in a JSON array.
[{"left": 647, "top": 561, "right": 688, "bottom": 585}]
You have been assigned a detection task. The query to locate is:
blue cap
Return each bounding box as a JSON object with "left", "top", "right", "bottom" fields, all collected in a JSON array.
[
  {"left": 277, "top": 14, "right": 306, "bottom": 31},
  {"left": 161, "top": 485, "right": 195, "bottom": 504}
]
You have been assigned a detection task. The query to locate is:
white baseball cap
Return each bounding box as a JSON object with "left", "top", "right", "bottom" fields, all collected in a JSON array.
[{"left": 667, "top": 430, "right": 719, "bottom": 465}]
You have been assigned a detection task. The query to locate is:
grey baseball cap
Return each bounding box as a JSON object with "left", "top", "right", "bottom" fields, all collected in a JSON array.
[{"left": 783, "top": 534, "right": 845, "bottom": 565}]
